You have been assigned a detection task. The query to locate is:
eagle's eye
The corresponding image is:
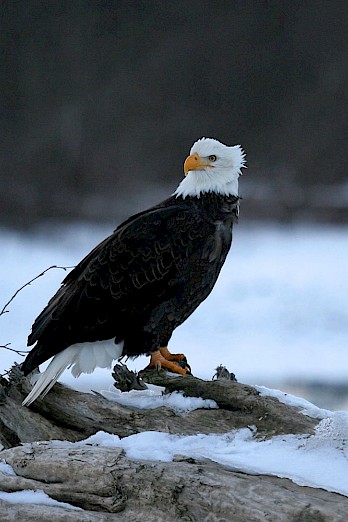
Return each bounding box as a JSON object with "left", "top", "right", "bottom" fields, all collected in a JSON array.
[{"left": 208, "top": 155, "right": 217, "bottom": 162}]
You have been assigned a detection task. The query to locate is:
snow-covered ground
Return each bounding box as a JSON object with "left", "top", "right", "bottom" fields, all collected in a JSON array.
[{"left": 1, "top": 223, "right": 348, "bottom": 397}]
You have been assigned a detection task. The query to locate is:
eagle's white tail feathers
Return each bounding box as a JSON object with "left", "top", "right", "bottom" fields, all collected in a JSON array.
[
  {"left": 22, "top": 339, "right": 124, "bottom": 407},
  {"left": 22, "top": 348, "right": 75, "bottom": 406},
  {"left": 70, "top": 339, "right": 123, "bottom": 377}
]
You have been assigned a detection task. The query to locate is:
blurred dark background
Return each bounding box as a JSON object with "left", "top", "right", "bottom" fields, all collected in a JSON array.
[{"left": 1, "top": 0, "right": 347, "bottom": 229}]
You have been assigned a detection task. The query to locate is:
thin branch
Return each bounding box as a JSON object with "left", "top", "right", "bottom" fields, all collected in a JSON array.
[
  {"left": 0, "top": 265, "right": 75, "bottom": 376},
  {"left": 0, "top": 368, "right": 10, "bottom": 380},
  {"left": 0, "top": 343, "right": 28, "bottom": 357},
  {"left": 0, "top": 265, "right": 74, "bottom": 317}
]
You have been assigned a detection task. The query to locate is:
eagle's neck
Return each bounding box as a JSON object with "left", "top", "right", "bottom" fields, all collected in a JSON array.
[
  {"left": 174, "top": 178, "right": 238, "bottom": 199},
  {"left": 173, "top": 168, "right": 239, "bottom": 199}
]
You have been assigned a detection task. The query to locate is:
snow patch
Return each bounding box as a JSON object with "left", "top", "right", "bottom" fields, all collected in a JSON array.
[
  {"left": 0, "top": 461, "right": 16, "bottom": 476},
  {"left": 254, "top": 385, "right": 333, "bottom": 419},
  {"left": 0, "top": 489, "right": 82, "bottom": 510},
  {"left": 100, "top": 385, "right": 218, "bottom": 413},
  {"left": 77, "top": 405, "right": 348, "bottom": 498}
]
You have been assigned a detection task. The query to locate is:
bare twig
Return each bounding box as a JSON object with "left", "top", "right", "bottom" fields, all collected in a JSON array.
[
  {"left": 0, "top": 343, "right": 28, "bottom": 357},
  {"left": 0, "top": 368, "right": 10, "bottom": 379},
  {"left": 0, "top": 264, "right": 74, "bottom": 377},
  {"left": 0, "top": 265, "right": 74, "bottom": 317}
]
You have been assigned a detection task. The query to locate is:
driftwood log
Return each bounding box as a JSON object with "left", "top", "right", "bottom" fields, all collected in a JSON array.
[
  {"left": 2, "top": 442, "right": 348, "bottom": 522},
  {"left": 0, "top": 365, "right": 348, "bottom": 521},
  {"left": 0, "top": 366, "right": 316, "bottom": 447}
]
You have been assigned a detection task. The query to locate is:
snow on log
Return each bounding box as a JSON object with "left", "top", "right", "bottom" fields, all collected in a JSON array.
[
  {"left": 1, "top": 441, "right": 348, "bottom": 521},
  {"left": 1, "top": 365, "right": 348, "bottom": 520}
]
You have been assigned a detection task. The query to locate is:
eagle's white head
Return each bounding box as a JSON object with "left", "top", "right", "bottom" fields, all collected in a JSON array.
[{"left": 174, "top": 137, "right": 246, "bottom": 199}]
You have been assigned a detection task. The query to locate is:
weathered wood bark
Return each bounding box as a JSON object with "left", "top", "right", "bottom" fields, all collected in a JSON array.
[
  {"left": 1, "top": 366, "right": 347, "bottom": 521},
  {"left": 140, "top": 370, "right": 317, "bottom": 437},
  {"left": 1, "top": 442, "right": 348, "bottom": 521}
]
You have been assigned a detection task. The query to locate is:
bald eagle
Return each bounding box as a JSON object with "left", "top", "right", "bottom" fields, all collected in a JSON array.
[{"left": 22, "top": 138, "right": 245, "bottom": 406}]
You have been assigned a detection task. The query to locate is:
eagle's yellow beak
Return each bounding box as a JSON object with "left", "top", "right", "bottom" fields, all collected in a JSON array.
[{"left": 184, "top": 153, "right": 214, "bottom": 176}]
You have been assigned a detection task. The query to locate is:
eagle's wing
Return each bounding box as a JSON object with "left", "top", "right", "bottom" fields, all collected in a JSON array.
[{"left": 27, "top": 202, "right": 205, "bottom": 349}]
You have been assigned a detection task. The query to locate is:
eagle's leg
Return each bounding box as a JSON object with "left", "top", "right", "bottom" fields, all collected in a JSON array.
[{"left": 147, "top": 350, "right": 189, "bottom": 375}]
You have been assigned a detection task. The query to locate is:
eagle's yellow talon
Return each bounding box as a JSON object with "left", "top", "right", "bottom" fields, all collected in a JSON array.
[
  {"left": 147, "top": 349, "right": 190, "bottom": 375},
  {"left": 160, "top": 346, "right": 186, "bottom": 362}
]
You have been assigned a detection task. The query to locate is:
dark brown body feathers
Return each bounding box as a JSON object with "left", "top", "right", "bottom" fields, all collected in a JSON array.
[{"left": 22, "top": 193, "right": 239, "bottom": 375}]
